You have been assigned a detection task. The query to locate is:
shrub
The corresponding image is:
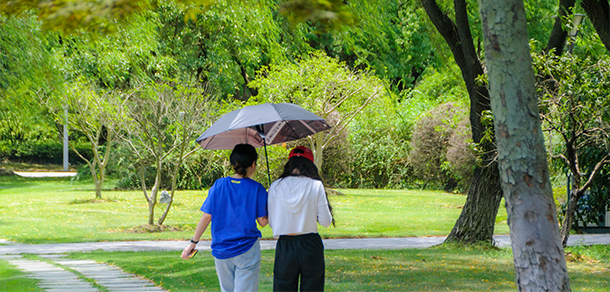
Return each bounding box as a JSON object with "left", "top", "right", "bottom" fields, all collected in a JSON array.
[{"left": 408, "top": 103, "right": 474, "bottom": 191}]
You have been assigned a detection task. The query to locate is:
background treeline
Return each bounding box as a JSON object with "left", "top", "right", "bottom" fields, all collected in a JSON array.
[{"left": 0, "top": 0, "right": 607, "bottom": 207}]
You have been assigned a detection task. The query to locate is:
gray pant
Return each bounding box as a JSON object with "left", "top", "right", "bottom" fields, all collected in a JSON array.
[{"left": 214, "top": 239, "right": 261, "bottom": 292}]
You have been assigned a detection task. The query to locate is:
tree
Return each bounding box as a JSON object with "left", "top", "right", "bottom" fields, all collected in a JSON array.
[
  {"left": 421, "top": 0, "right": 503, "bottom": 244},
  {"left": 249, "top": 52, "right": 385, "bottom": 171},
  {"left": 296, "top": 0, "right": 438, "bottom": 92},
  {"left": 0, "top": 14, "right": 61, "bottom": 160},
  {"left": 545, "top": 0, "right": 576, "bottom": 55},
  {"left": 534, "top": 52, "right": 610, "bottom": 247},
  {"left": 119, "top": 82, "right": 212, "bottom": 226},
  {"left": 43, "top": 80, "right": 124, "bottom": 199},
  {"left": 480, "top": 0, "right": 570, "bottom": 289},
  {"left": 0, "top": 0, "right": 213, "bottom": 33},
  {"left": 155, "top": 0, "right": 292, "bottom": 100},
  {"left": 581, "top": 0, "right": 610, "bottom": 53}
]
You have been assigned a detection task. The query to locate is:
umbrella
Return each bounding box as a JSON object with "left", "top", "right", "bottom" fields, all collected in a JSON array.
[{"left": 195, "top": 103, "right": 331, "bottom": 185}]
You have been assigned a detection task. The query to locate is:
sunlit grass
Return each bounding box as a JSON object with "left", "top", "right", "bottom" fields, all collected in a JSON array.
[
  {"left": 65, "top": 245, "right": 610, "bottom": 291},
  {"left": 0, "top": 176, "right": 508, "bottom": 244}
]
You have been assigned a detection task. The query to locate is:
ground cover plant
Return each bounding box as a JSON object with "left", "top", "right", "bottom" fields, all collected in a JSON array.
[
  {"left": 64, "top": 245, "right": 610, "bottom": 291},
  {"left": 0, "top": 176, "right": 509, "bottom": 244}
]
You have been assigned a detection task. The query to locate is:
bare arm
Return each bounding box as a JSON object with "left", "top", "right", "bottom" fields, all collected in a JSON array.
[
  {"left": 257, "top": 216, "right": 268, "bottom": 227},
  {"left": 181, "top": 212, "right": 211, "bottom": 260}
]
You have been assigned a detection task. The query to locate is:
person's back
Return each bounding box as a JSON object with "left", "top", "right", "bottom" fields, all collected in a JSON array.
[
  {"left": 268, "top": 176, "right": 332, "bottom": 237},
  {"left": 205, "top": 176, "right": 267, "bottom": 258},
  {"left": 268, "top": 146, "right": 333, "bottom": 292},
  {"left": 182, "top": 144, "right": 268, "bottom": 292}
]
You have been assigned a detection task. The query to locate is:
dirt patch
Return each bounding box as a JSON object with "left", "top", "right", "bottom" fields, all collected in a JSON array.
[
  {"left": 108, "top": 224, "right": 190, "bottom": 234},
  {"left": 0, "top": 168, "right": 15, "bottom": 176},
  {"left": 565, "top": 252, "right": 599, "bottom": 263},
  {"left": 69, "top": 198, "right": 119, "bottom": 204},
  {"left": 442, "top": 204, "right": 464, "bottom": 209}
]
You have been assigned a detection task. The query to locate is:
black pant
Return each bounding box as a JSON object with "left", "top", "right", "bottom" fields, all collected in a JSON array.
[{"left": 273, "top": 233, "right": 325, "bottom": 292}]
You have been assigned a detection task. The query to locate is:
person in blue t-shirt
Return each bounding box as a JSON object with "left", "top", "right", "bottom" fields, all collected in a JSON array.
[{"left": 182, "top": 143, "right": 268, "bottom": 292}]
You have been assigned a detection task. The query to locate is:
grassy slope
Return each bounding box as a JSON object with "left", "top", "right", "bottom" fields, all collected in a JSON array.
[{"left": 0, "top": 176, "right": 509, "bottom": 244}]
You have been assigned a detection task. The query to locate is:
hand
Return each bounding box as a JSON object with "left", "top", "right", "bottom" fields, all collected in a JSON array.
[
  {"left": 181, "top": 243, "right": 196, "bottom": 260},
  {"left": 257, "top": 216, "right": 268, "bottom": 227}
]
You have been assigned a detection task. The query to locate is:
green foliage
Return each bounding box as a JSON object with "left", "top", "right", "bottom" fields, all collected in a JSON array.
[
  {"left": 523, "top": 0, "right": 557, "bottom": 44},
  {"left": 155, "top": 0, "right": 290, "bottom": 99},
  {"left": 0, "top": 14, "right": 62, "bottom": 159},
  {"left": 334, "top": 92, "right": 412, "bottom": 188},
  {"left": 298, "top": 0, "right": 440, "bottom": 92},
  {"left": 408, "top": 103, "right": 473, "bottom": 192},
  {"left": 56, "top": 13, "right": 176, "bottom": 89},
  {"left": 0, "top": 0, "right": 214, "bottom": 33},
  {"left": 251, "top": 51, "right": 384, "bottom": 109},
  {"left": 279, "top": 0, "right": 353, "bottom": 31},
  {"left": 533, "top": 52, "right": 610, "bottom": 226}
]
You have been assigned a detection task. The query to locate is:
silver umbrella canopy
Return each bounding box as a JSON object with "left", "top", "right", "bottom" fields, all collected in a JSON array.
[{"left": 196, "top": 103, "right": 331, "bottom": 184}]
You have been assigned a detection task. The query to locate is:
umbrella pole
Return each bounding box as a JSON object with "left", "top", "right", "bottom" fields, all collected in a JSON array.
[{"left": 263, "top": 137, "right": 271, "bottom": 186}]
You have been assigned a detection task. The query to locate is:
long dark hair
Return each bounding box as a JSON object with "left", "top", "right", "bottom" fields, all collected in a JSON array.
[{"left": 278, "top": 154, "right": 335, "bottom": 227}]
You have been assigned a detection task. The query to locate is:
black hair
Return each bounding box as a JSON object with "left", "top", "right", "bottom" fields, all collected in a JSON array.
[
  {"left": 230, "top": 144, "right": 258, "bottom": 177},
  {"left": 278, "top": 150, "right": 335, "bottom": 227}
]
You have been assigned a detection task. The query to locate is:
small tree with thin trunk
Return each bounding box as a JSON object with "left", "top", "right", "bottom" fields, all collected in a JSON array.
[
  {"left": 43, "top": 80, "right": 124, "bottom": 199},
  {"left": 534, "top": 52, "right": 610, "bottom": 247},
  {"left": 119, "top": 82, "right": 212, "bottom": 226}
]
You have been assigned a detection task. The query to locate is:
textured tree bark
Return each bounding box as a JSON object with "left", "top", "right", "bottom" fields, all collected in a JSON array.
[
  {"left": 480, "top": 1, "right": 571, "bottom": 290},
  {"left": 446, "top": 160, "right": 503, "bottom": 244},
  {"left": 581, "top": 0, "right": 610, "bottom": 53},
  {"left": 421, "top": 0, "right": 503, "bottom": 244}
]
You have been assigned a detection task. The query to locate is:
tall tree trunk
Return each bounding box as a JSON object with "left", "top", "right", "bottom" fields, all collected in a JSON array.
[
  {"left": 446, "top": 161, "right": 503, "bottom": 244},
  {"left": 545, "top": 0, "right": 576, "bottom": 55},
  {"left": 480, "top": 1, "right": 570, "bottom": 290},
  {"left": 581, "top": 0, "right": 610, "bottom": 53},
  {"left": 422, "top": 0, "right": 504, "bottom": 244}
]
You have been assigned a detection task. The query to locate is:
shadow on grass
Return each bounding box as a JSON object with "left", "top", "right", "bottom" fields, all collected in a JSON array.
[
  {"left": 69, "top": 198, "right": 121, "bottom": 204},
  {"left": 107, "top": 224, "right": 193, "bottom": 234}
]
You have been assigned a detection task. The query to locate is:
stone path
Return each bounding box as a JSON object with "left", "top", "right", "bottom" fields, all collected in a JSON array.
[
  {"left": 1, "top": 254, "right": 166, "bottom": 292},
  {"left": 2, "top": 234, "right": 609, "bottom": 291}
]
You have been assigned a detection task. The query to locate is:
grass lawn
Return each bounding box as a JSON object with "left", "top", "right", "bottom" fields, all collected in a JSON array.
[
  {"left": 1, "top": 175, "right": 608, "bottom": 291},
  {"left": 64, "top": 245, "right": 610, "bottom": 291},
  {"left": 0, "top": 259, "right": 43, "bottom": 292},
  {"left": 0, "top": 176, "right": 509, "bottom": 244}
]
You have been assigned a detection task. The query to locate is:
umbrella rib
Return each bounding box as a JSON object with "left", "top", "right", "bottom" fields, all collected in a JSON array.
[{"left": 298, "top": 120, "right": 317, "bottom": 133}]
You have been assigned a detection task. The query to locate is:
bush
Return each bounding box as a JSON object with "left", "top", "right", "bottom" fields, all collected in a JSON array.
[{"left": 408, "top": 103, "right": 474, "bottom": 191}]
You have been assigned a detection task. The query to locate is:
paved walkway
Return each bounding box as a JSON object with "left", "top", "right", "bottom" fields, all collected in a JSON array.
[
  {"left": 14, "top": 171, "right": 77, "bottom": 177},
  {"left": 2, "top": 235, "right": 609, "bottom": 291}
]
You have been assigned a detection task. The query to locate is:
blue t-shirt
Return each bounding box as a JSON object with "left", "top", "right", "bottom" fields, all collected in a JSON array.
[{"left": 201, "top": 176, "right": 268, "bottom": 259}]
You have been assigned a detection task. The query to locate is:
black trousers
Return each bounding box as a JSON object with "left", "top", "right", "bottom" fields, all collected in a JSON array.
[{"left": 273, "top": 233, "right": 325, "bottom": 292}]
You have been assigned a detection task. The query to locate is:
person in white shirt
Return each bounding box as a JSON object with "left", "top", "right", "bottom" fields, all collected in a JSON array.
[{"left": 268, "top": 146, "right": 334, "bottom": 292}]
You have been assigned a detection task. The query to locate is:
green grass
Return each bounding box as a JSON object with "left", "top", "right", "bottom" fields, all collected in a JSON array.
[
  {"left": 0, "top": 258, "right": 43, "bottom": 292},
  {"left": 66, "top": 245, "right": 610, "bottom": 291},
  {"left": 0, "top": 176, "right": 509, "bottom": 244}
]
